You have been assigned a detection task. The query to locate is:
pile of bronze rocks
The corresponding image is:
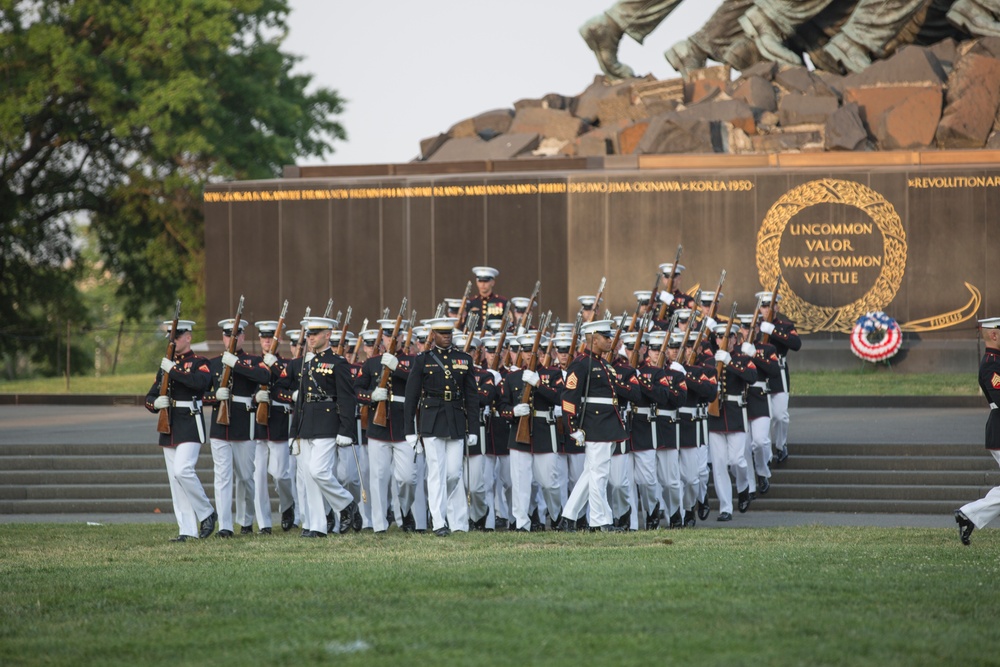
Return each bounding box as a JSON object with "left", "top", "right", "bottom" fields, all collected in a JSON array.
[{"left": 420, "top": 1, "right": 1000, "bottom": 160}]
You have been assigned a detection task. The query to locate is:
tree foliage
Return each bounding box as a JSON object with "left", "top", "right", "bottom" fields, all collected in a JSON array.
[{"left": 0, "top": 0, "right": 345, "bottom": 377}]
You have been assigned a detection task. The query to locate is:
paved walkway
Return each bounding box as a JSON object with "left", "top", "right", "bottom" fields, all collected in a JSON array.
[{"left": 0, "top": 403, "right": 993, "bottom": 531}]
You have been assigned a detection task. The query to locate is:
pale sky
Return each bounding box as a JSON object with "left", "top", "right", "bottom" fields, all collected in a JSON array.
[{"left": 285, "top": 1, "right": 722, "bottom": 166}]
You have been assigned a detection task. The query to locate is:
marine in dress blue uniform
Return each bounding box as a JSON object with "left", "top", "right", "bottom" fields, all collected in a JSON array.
[
  {"left": 955, "top": 317, "right": 1000, "bottom": 545},
  {"left": 757, "top": 291, "right": 802, "bottom": 464},
  {"left": 146, "top": 319, "right": 217, "bottom": 541},
  {"left": 464, "top": 267, "right": 508, "bottom": 330}
]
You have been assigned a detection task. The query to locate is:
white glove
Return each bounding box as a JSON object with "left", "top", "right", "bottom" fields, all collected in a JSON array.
[
  {"left": 704, "top": 316, "right": 717, "bottom": 331},
  {"left": 381, "top": 353, "right": 399, "bottom": 371},
  {"left": 160, "top": 357, "right": 175, "bottom": 373},
  {"left": 570, "top": 430, "right": 585, "bottom": 445},
  {"left": 406, "top": 434, "right": 419, "bottom": 445},
  {"left": 291, "top": 390, "right": 299, "bottom": 403},
  {"left": 741, "top": 342, "right": 757, "bottom": 357},
  {"left": 222, "top": 352, "right": 238, "bottom": 368},
  {"left": 513, "top": 403, "right": 531, "bottom": 417},
  {"left": 371, "top": 387, "right": 388, "bottom": 402},
  {"left": 216, "top": 387, "right": 231, "bottom": 400},
  {"left": 657, "top": 291, "right": 672, "bottom": 304},
  {"left": 153, "top": 395, "right": 171, "bottom": 410},
  {"left": 304, "top": 352, "right": 315, "bottom": 362},
  {"left": 670, "top": 361, "right": 686, "bottom": 373},
  {"left": 521, "top": 369, "right": 540, "bottom": 387},
  {"left": 760, "top": 321, "right": 775, "bottom": 335},
  {"left": 263, "top": 353, "right": 278, "bottom": 367},
  {"left": 255, "top": 389, "right": 270, "bottom": 404},
  {"left": 553, "top": 406, "right": 563, "bottom": 418},
  {"left": 468, "top": 434, "right": 478, "bottom": 447},
  {"left": 715, "top": 350, "right": 732, "bottom": 366},
  {"left": 335, "top": 435, "right": 353, "bottom": 446},
  {"left": 618, "top": 346, "right": 629, "bottom": 358}
]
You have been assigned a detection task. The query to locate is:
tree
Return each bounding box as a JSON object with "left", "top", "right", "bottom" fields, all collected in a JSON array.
[{"left": 0, "top": 0, "right": 345, "bottom": 377}]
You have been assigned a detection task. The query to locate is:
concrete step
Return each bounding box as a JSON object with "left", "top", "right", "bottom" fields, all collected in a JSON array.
[
  {"left": 0, "top": 484, "right": 276, "bottom": 502},
  {"left": 0, "top": 455, "right": 213, "bottom": 471},
  {"left": 756, "top": 483, "right": 986, "bottom": 502},
  {"left": 0, "top": 443, "right": 170, "bottom": 456},
  {"left": 745, "top": 498, "right": 967, "bottom": 514},
  {"left": 0, "top": 470, "right": 213, "bottom": 486},
  {"left": 772, "top": 469, "right": 1000, "bottom": 486},
  {"left": 787, "top": 443, "right": 985, "bottom": 457},
  {"left": 782, "top": 455, "right": 991, "bottom": 471},
  {"left": 0, "top": 498, "right": 282, "bottom": 514}
]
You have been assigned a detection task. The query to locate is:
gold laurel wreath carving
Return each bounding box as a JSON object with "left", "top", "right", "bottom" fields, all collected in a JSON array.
[{"left": 756, "top": 179, "right": 907, "bottom": 334}]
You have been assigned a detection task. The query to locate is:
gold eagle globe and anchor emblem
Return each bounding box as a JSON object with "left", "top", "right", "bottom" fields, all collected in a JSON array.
[{"left": 756, "top": 178, "right": 980, "bottom": 334}]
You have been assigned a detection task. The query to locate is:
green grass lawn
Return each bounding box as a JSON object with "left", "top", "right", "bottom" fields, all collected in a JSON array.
[
  {"left": 0, "top": 524, "right": 995, "bottom": 666},
  {"left": 0, "top": 370, "right": 981, "bottom": 396}
]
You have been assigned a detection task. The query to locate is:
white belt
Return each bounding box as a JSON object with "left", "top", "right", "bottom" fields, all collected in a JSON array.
[
  {"left": 232, "top": 395, "right": 253, "bottom": 407},
  {"left": 588, "top": 397, "right": 616, "bottom": 405},
  {"left": 391, "top": 395, "right": 406, "bottom": 403},
  {"left": 230, "top": 395, "right": 255, "bottom": 440},
  {"left": 634, "top": 407, "right": 655, "bottom": 416},
  {"left": 171, "top": 400, "right": 202, "bottom": 409},
  {"left": 533, "top": 409, "right": 553, "bottom": 420},
  {"left": 991, "top": 403, "right": 998, "bottom": 410},
  {"left": 751, "top": 381, "right": 768, "bottom": 390},
  {"left": 726, "top": 395, "right": 745, "bottom": 403},
  {"left": 678, "top": 407, "right": 699, "bottom": 415},
  {"left": 273, "top": 400, "right": 292, "bottom": 412},
  {"left": 661, "top": 409, "right": 678, "bottom": 420}
]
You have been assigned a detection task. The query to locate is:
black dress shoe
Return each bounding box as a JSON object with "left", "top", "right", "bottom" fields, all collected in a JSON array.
[
  {"left": 327, "top": 510, "right": 336, "bottom": 535},
  {"left": 401, "top": 510, "right": 417, "bottom": 532},
  {"left": 669, "top": 510, "right": 682, "bottom": 529},
  {"left": 697, "top": 501, "right": 710, "bottom": 521},
  {"left": 683, "top": 511, "right": 696, "bottom": 528},
  {"left": 240, "top": 525, "right": 254, "bottom": 535},
  {"left": 775, "top": 448, "right": 789, "bottom": 464},
  {"left": 955, "top": 510, "right": 975, "bottom": 546},
  {"left": 169, "top": 535, "right": 191, "bottom": 542},
  {"left": 557, "top": 517, "right": 576, "bottom": 533},
  {"left": 646, "top": 503, "right": 661, "bottom": 530},
  {"left": 281, "top": 504, "right": 295, "bottom": 532},
  {"left": 339, "top": 501, "right": 360, "bottom": 534},
  {"left": 300, "top": 529, "right": 326, "bottom": 538},
  {"left": 258, "top": 527, "right": 272, "bottom": 535},
  {"left": 433, "top": 527, "right": 451, "bottom": 537},
  {"left": 716, "top": 512, "right": 732, "bottom": 522},
  {"left": 216, "top": 529, "right": 234, "bottom": 538},
  {"left": 494, "top": 518, "right": 508, "bottom": 531},
  {"left": 738, "top": 489, "right": 751, "bottom": 513},
  {"left": 576, "top": 516, "right": 589, "bottom": 531},
  {"left": 757, "top": 475, "right": 770, "bottom": 495},
  {"left": 198, "top": 510, "right": 217, "bottom": 539},
  {"left": 615, "top": 507, "right": 632, "bottom": 530}
]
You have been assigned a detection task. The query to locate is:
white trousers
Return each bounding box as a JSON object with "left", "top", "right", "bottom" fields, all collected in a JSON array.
[
  {"left": 424, "top": 437, "right": 467, "bottom": 532},
  {"left": 336, "top": 443, "right": 367, "bottom": 528},
  {"left": 654, "top": 448, "right": 680, "bottom": 518},
  {"left": 210, "top": 438, "right": 255, "bottom": 531},
  {"left": 749, "top": 417, "right": 772, "bottom": 479},
  {"left": 697, "top": 443, "right": 710, "bottom": 504},
  {"left": 769, "top": 391, "right": 790, "bottom": 453},
  {"left": 679, "top": 447, "right": 701, "bottom": 513},
  {"left": 564, "top": 441, "right": 614, "bottom": 527},
  {"left": 368, "top": 438, "right": 417, "bottom": 532},
  {"left": 299, "top": 437, "right": 353, "bottom": 534},
  {"left": 709, "top": 431, "right": 749, "bottom": 515},
  {"left": 163, "top": 442, "right": 214, "bottom": 537},
  {"left": 467, "top": 454, "right": 495, "bottom": 525},
  {"left": 509, "top": 450, "right": 562, "bottom": 530},
  {"left": 412, "top": 451, "right": 428, "bottom": 530},
  {"left": 253, "top": 440, "right": 295, "bottom": 529},
  {"left": 633, "top": 449, "right": 660, "bottom": 519},
  {"left": 492, "top": 455, "right": 512, "bottom": 524},
  {"left": 608, "top": 453, "right": 633, "bottom": 523},
  {"left": 961, "top": 450, "right": 1000, "bottom": 529}
]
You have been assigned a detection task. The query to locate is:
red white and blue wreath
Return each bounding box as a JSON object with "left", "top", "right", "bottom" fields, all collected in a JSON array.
[{"left": 850, "top": 311, "right": 902, "bottom": 363}]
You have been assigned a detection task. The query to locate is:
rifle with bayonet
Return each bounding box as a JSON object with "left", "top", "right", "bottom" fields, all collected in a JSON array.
[
  {"left": 156, "top": 300, "right": 182, "bottom": 434},
  {"left": 655, "top": 311, "right": 681, "bottom": 370},
  {"left": 540, "top": 317, "right": 559, "bottom": 368},
  {"left": 215, "top": 295, "right": 245, "bottom": 426},
  {"left": 372, "top": 298, "right": 408, "bottom": 428},
  {"left": 293, "top": 307, "right": 310, "bottom": 360},
  {"left": 566, "top": 310, "right": 583, "bottom": 370},
  {"left": 515, "top": 311, "right": 551, "bottom": 445},
  {"left": 455, "top": 280, "right": 473, "bottom": 326},
  {"left": 657, "top": 244, "right": 684, "bottom": 320},
  {"left": 489, "top": 302, "right": 512, "bottom": 372},
  {"left": 760, "top": 276, "right": 782, "bottom": 345},
  {"left": 707, "top": 301, "right": 739, "bottom": 418},
  {"left": 335, "top": 307, "right": 352, "bottom": 356},
  {"left": 628, "top": 310, "right": 653, "bottom": 369},
  {"left": 349, "top": 318, "right": 368, "bottom": 365},
  {"left": 256, "top": 300, "right": 288, "bottom": 426},
  {"left": 604, "top": 311, "right": 629, "bottom": 362}
]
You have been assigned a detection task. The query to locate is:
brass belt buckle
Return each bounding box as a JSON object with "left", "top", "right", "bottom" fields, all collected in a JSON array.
[{"left": 444, "top": 389, "right": 452, "bottom": 402}]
